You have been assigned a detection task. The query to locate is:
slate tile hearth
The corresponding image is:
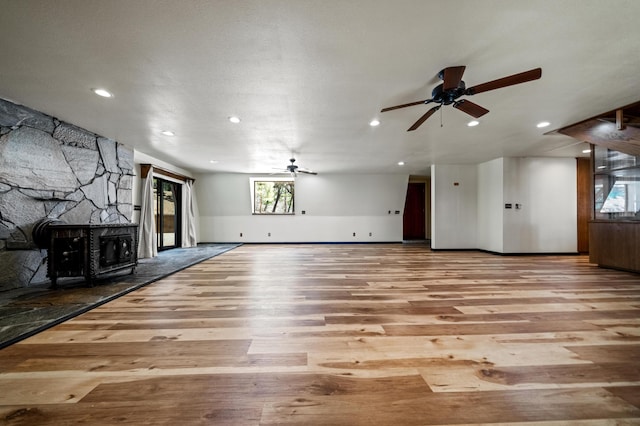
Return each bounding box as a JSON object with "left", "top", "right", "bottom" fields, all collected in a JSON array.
[{"left": 0, "top": 243, "right": 240, "bottom": 349}]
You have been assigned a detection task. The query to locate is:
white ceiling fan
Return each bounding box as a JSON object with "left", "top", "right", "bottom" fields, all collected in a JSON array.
[{"left": 273, "top": 158, "right": 317, "bottom": 176}]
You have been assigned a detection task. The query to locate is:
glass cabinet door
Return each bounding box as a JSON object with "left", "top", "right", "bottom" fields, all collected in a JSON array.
[{"left": 593, "top": 146, "right": 640, "bottom": 220}]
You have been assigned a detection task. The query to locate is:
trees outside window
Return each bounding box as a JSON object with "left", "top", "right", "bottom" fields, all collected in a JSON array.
[{"left": 252, "top": 180, "right": 294, "bottom": 214}]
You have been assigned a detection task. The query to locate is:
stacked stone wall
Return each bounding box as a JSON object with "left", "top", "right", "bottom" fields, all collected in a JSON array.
[{"left": 0, "top": 98, "right": 134, "bottom": 290}]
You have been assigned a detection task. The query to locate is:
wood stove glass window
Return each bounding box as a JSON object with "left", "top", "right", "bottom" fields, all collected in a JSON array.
[{"left": 153, "top": 177, "right": 182, "bottom": 250}]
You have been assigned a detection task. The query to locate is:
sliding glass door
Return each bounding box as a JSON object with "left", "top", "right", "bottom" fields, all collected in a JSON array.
[{"left": 153, "top": 177, "right": 181, "bottom": 251}]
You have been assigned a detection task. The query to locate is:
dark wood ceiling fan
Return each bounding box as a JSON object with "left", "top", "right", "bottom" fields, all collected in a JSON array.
[{"left": 381, "top": 66, "right": 542, "bottom": 131}]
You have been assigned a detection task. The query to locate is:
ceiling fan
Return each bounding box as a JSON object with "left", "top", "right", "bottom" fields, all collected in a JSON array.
[
  {"left": 274, "top": 158, "right": 317, "bottom": 176},
  {"left": 381, "top": 66, "right": 542, "bottom": 131}
]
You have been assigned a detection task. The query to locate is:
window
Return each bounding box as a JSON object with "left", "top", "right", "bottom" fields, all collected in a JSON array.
[
  {"left": 593, "top": 146, "right": 640, "bottom": 220},
  {"left": 599, "top": 183, "right": 626, "bottom": 213},
  {"left": 250, "top": 177, "right": 294, "bottom": 214}
]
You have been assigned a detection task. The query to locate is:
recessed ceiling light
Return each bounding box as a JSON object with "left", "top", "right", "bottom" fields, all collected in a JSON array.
[
  {"left": 161, "top": 130, "right": 175, "bottom": 136},
  {"left": 229, "top": 116, "right": 241, "bottom": 124},
  {"left": 582, "top": 149, "right": 591, "bottom": 154},
  {"left": 467, "top": 120, "right": 479, "bottom": 127},
  {"left": 398, "top": 161, "right": 405, "bottom": 166},
  {"left": 209, "top": 160, "right": 218, "bottom": 164},
  {"left": 369, "top": 119, "right": 380, "bottom": 127},
  {"left": 536, "top": 121, "right": 550, "bottom": 128},
  {"left": 92, "top": 88, "right": 113, "bottom": 98}
]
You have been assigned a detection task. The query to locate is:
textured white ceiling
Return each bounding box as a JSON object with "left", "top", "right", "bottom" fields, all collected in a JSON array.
[{"left": 1, "top": 0, "right": 639, "bottom": 176}]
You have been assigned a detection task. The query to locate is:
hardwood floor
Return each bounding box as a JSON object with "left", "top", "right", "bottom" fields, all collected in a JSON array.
[{"left": 1, "top": 244, "right": 640, "bottom": 425}]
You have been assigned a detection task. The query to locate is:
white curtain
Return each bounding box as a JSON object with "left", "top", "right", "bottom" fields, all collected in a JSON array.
[
  {"left": 182, "top": 179, "right": 197, "bottom": 248},
  {"left": 138, "top": 168, "right": 157, "bottom": 258}
]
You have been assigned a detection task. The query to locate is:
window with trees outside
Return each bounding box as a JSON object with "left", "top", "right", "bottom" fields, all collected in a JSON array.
[{"left": 250, "top": 178, "right": 295, "bottom": 214}]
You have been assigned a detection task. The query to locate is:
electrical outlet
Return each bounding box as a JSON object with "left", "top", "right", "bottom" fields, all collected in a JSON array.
[
  {"left": 353, "top": 232, "right": 356, "bottom": 237},
  {"left": 268, "top": 232, "right": 271, "bottom": 237},
  {"left": 240, "top": 233, "right": 243, "bottom": 237},
  {"left": 369, "top": 232, "right": 372, "bottom": 237}
]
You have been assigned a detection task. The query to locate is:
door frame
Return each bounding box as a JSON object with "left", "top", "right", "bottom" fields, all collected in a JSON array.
[
  {"left": 403, "top": 176, "right": 431, "bottom": 241},
  {"left": 153, "top": 176, "right": 182, "bottom": 251}
]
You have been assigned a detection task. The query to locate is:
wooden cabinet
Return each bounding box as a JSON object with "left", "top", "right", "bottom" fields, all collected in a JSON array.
[
  {"left": 587, "top": 145, "right": 640, "bottom": 273},
  {"left": 589, "top": 221, "right": 640, "bottom": 273}
]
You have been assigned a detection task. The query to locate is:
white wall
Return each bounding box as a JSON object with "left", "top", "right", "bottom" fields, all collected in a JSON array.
[
  {"left": 431, "top": 164, "right": 478, "bottom": 249},
  {"left": 130, "top": 151, "right": 577, "bottom": 251},
  {"left": 432, "top": 157, "right": 577, "bottom": 253},
  {"left": 502, "top": 157, "right": 577, "bottom": 253},
  {"left": 195, "top": 173, "right": 409, "bottom": 242},
  {"left": 477, "top": 158, "right": 504, "bottom": 252}
]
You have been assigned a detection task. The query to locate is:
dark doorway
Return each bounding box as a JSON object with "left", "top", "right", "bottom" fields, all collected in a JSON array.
[
  {"left": 153, "top": 177, "right": 181, "bottom": 251},
  {"left": 403, "top": 182, "right": 426, "bottom": 240}
]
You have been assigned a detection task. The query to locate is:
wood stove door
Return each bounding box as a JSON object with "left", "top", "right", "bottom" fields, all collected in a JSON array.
[
  {"left": 100, "top": 235, "right": 133, "bottom": 267},
  {"left": 52, "top": 237, "right": 86, "bottom": 277}
]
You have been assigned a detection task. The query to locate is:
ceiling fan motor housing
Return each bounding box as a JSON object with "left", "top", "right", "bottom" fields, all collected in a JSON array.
[
  {"left": 431, "top": 81, "right": 466, "bottom": 105},
  {"left": 287, "top": 158, "right": 298, "bottom": 173}
]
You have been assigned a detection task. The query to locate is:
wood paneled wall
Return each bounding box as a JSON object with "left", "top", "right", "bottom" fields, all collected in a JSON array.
[{"left": 576, "top": 157, "right": 592, "bottom": 253}]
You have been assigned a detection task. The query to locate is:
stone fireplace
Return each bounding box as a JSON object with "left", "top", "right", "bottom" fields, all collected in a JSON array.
[{"left": 0, "top": 98, "right": 135, "bottom": 291}]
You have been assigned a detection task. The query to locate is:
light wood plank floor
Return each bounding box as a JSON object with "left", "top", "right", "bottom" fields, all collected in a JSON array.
[{"left": 1, "top": 244, "right": 640, "bottom": 425}]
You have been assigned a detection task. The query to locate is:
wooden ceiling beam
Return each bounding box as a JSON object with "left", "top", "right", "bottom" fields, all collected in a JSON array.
[
  {"left": 554, "top": 100, "right": 640, "bottom": 157},
  {"left": 557, "top": 118, "right": 640, "bottom": 156}
]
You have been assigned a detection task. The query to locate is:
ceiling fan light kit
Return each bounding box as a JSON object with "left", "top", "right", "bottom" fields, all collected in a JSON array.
[{"left": 381, "top": 66, "right": 542, "bottom": 131}]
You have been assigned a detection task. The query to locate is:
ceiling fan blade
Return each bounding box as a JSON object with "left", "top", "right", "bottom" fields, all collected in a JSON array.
[
  {"left": 298, "top": 170, "right": 318, "bottom": 175},
  {"left": 442, "top": 66, "right": 466, "bottom": 91},
  {"left": 453, "top": 99, "right": 489, "bottom": 118},
  {"left": 407, "top": 105, "right": 441, "bottom": 131},
  {"left": 465, "top": 68, "right": 542, "bottom": 95},
  {"left": 381, "top": 99, "right": 431, "bottom": 113}
]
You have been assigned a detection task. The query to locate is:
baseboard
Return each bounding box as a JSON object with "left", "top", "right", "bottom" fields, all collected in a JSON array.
[
  {"left": 479, "top": 249, "right": 580, "bottom": 256},
  {"left": 199, "top": 241, "right": 403, "bottom": 245},
  {"left": 430, "top": 248, "right": 580, "bottom": 256}
]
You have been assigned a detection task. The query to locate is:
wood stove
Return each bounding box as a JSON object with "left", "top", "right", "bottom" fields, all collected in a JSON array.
[{"left": 36, "top": 222, "right": 138, "bottom": 288}]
